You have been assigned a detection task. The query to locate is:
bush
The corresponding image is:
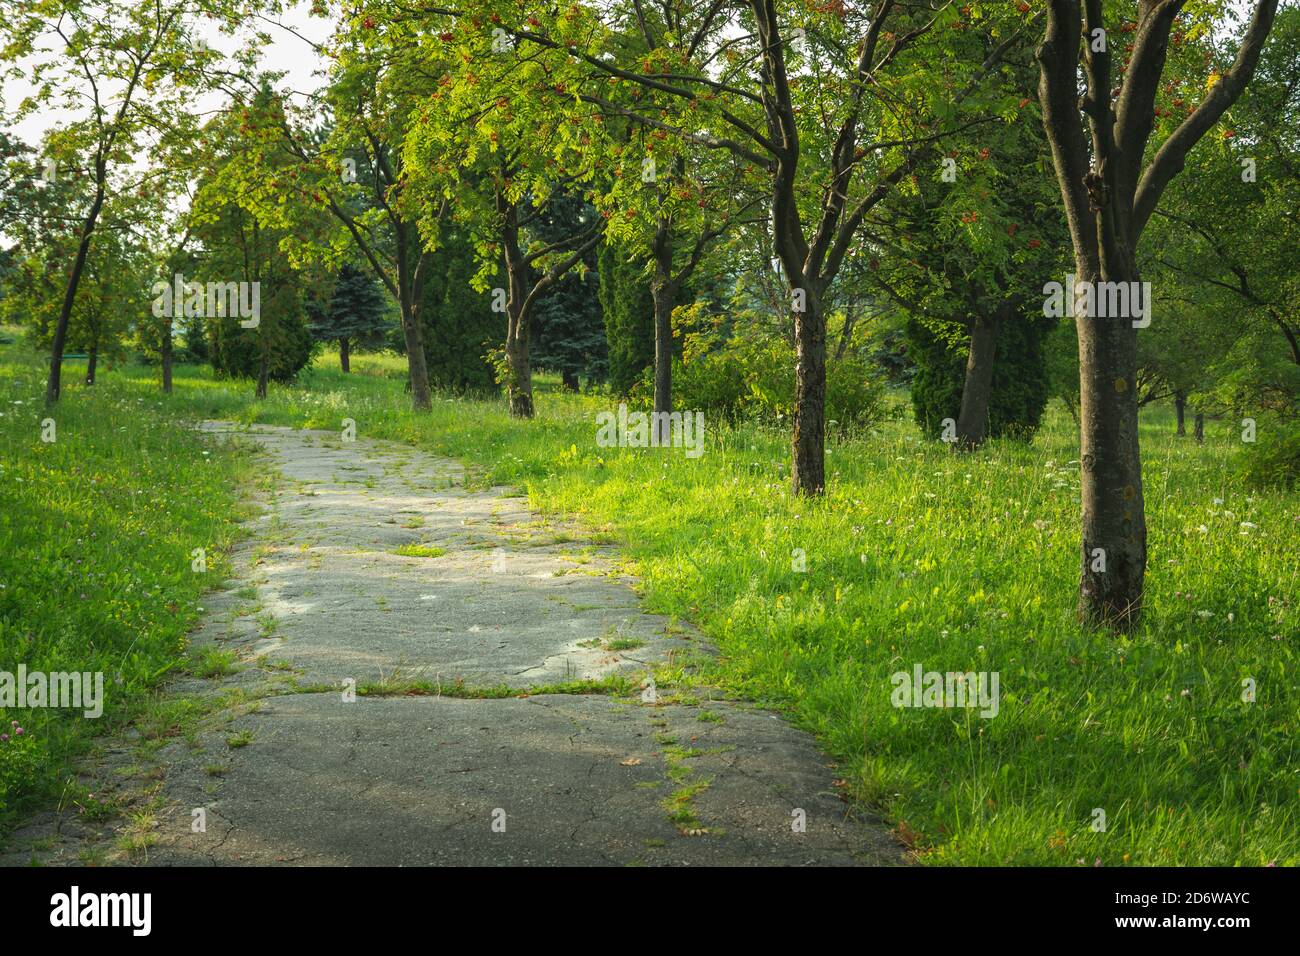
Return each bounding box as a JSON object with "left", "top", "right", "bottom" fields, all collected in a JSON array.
[
  {"left": 656, "top": 329, "right": 885, "bottom": 427},
  {"left": 210, "top": 310, "right": 315, "bottom": 383},
  {"left": 1238, "top": 415, "right": 1300, "bottom": 488}
]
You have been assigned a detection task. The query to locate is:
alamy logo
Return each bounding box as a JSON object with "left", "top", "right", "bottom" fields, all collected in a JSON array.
[
  {"left": 151, "top": 272, "right": 261, "bottom": 328},
  {"left": 50, "top": 886, "right": 151, "bottom": 936},
  {"left": 0, "top": 666, "right": 104, "bottom": 718},
  {"left": 890, "top": 665, "right": 1000, "bottom": 718},
  {"left": 1042, "top": 273, "right": 1152, "bottom": 328},
  {"left": 595, "top": 404, "right": 705, "bottom": 458}
]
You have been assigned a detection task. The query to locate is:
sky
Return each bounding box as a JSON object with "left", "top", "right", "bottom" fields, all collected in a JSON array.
[
  {"left": 3, "top": 2, "right": 334, "bottom": 165},
  {"left": 1, "top": 3, "right": 335, "bottom": 245}
]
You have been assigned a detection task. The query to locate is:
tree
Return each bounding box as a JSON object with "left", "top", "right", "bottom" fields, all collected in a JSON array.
[
  {"left": 906, "top": 314, "right": 1056, "bottom": 443},
  {"left": 1036, "top": 0, "right": 1281, "bottom": 628},
  {"left": 481, "top": 1, "right": 1027, "bottom": 491},
  {"left": 399, "top": 12, "right": 603, "bottom": 418},
  {"left": 598, "top": 239, "right": 655, "bottom": 396},
  {"left": 206, "top": 22, "right": 443, "bottom": 411},
  {"left": 1142, "top": 5, "right": 1300, "bottom": 420},
  {"left": 68, "top": 225, "right": 144, "bottom": 384},
  {"left": 412, "top": 226, "right": 503, "bottom": 393},
  {"left": 873, "top": 46, "right": 1068, "bottom": 448},
  {"left": 0, "top": 0, "right": 226, "bottom": 403},
  {"left": 312, "top": 263, "right": 390, "bottom": 372},
  {"left": 191, "top": 96, "right": 316, "bottom": 397},
  {"left": 579, "top": 9, "right": 762, "bottom": 424}
]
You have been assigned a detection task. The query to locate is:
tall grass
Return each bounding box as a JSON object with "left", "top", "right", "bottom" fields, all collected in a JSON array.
[{"left": 0, "top": 342, "right": 253, "bottom": 821}]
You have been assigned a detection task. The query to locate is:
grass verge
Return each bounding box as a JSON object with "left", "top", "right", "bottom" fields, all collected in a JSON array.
[{"left": 0, "top": 342, "right": 254, "bottom": 826}]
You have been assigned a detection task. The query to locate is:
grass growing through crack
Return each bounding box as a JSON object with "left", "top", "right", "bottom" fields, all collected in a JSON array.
[
  {"left": 189, "top": 646, "right": 239, "bottom": 679},
  {"left": 356, "top": 673, "right": 637, "bottom": 699},
  {"left": 662, "top": 780, "right": 711, "bottom": 835},
  {"left": 391, "top": 544, "right": 446, "bottom": 558}
]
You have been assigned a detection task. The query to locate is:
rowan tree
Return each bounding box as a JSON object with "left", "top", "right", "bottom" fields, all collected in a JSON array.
[{"left": 1036, "top": 0, "right": 1281, "bottom": 628}]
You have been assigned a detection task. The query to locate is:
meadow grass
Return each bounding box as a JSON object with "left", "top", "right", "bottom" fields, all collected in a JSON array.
[
  {"left": 0, "top": 340, "right": 254, "bottom": 823},
  {"left": 5, "top": 344, "right": 1297, "bottom": 864}
]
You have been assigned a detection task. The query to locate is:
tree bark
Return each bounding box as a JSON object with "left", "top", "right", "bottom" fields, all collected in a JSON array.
[
  {"left": 399, "top": 307, "right": 431, "bottom": 409},
  {"left": 45, "top": 187, "right": 105, "bottom": 404},
  {"left": 1075, "top": 265, "right": 1147, "bottom": 630},
  {"left": 85, "top": 344, "right": 98, "bottom": 386},
  {"left": 499, "top": 196, "right": 534, "bottom": 419},
  {"left": 161, "top": 316, "right": 173, "bottom": 394},
  {"left": 394, "top": 225, "right": 432, "bottom": 411},
  {"left": 792, "top": 291, "right": 827, "bottom": 495},
  {"left": 954, "top": 310, "right": 1002, "bottom": 449},
  {"left": 651, "top": 219, "right": 676, "bottom": 441},
  {"left": 503, "top": 324, "right": 533, "bottom": 417},
  {"left": 1174, "top": 391, "right": 1186, "bottom": 435},
  {"left": 1194, "top": 412, "right": 1204, "bottom": 443},
  {"left": 339, "top": 337, "right": 351, "bottom": 373}
]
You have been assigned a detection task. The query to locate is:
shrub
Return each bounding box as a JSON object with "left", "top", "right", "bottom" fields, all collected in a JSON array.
[
  {"left": 1238, "top": 415, "right": 1300, "bottom": 488},
  {"left": 210, "top": 309, "right": 315, "bottom": 383},
  {"left": 660, "top": 329, "right": 884, "bottom": 427},
  {"left": 598, "top": 241, "right": 655, "bottom": 396}
]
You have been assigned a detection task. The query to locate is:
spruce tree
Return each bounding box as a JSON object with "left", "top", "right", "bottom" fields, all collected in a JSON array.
[{"left": 311, "top": 263, "right": 391, "bottom": 372}]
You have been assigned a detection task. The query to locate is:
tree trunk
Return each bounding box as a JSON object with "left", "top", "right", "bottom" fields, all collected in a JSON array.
[
  {"left": 792, "top": 292, "right": 827, "bottom": 496},
  {"left": 85, "top": 344, "right": 98, "bottom": 386},
  {"left": 954, "top": 310, "right": 1001, "bottom": 449},
  {"left": 1194, "top": 412, "right": 1204, "bottom": 444},
  {"left": 255, "top": 340, "right": 270, "bottom": 400},
  {"left": 161, "top": 317, "right": 173, "bottom": 394},
  {"left": 651, "top": 221, "right": 676, "bottom": 442},
  {"left": 392, "top": 217, "right": 433, "bottom": 410},
  {"left": 562, "top": 369, "right": 579, "bottom": 391},
  {"left": 339, "top": 337, "right": 350, "bottom": 373},
  {"left": 45, "top": 188, "right": 105, "bottom": 404},
  {"left": 399, "top": 307, "right": 432, "bottom": 409},
  {"left": 651, "top": 287, "right": 673, "bottom": 415},
  {"left": 503, "top": 323, "right": 533, "bottom": 417},
  {"left": 834, "top": 301, "right": 857, "bottom": 361},
  {"left": 499, "top": 197, "right": 534, "bottom": 419},
  {"left": 1174, "top": 391, "right": 1186, "bottom": 436},
  {"left": 1075, "top": 267, "right": 1146, "bottom": 630}
]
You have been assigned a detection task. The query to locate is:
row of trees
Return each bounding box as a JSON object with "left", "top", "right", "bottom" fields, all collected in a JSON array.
[{"left": 1, "top": 0, "right": 1296, "bottom": 631}]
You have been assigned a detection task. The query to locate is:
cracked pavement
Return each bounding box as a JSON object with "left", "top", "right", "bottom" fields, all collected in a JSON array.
[{"left": 2, "top": 423, "right": 901, "bottom": 866}]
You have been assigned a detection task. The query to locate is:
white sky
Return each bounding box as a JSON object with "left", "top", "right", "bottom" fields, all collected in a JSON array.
[
  {"left": 3, "top": 3, "right": 333, "bottom": 171},
  {"left": 1, "top": 4, "right": 333, "bottom": 246}
]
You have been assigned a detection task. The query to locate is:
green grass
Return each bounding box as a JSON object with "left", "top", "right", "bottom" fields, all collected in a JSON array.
[
  {"left": 188, "top": 646, "right": 239, "bottom": 679},
  {"left": 4, "top": 343, "right": 1297, "bottom": 865},
  {"left": 391, "top": 544, "right": 446, "bottom": 558},
  {"left": 0, "top": 339, "right": 253, "bottom": 824},
  {"left": 356, "top": 674, "right": 636, "bottom": 698}
]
